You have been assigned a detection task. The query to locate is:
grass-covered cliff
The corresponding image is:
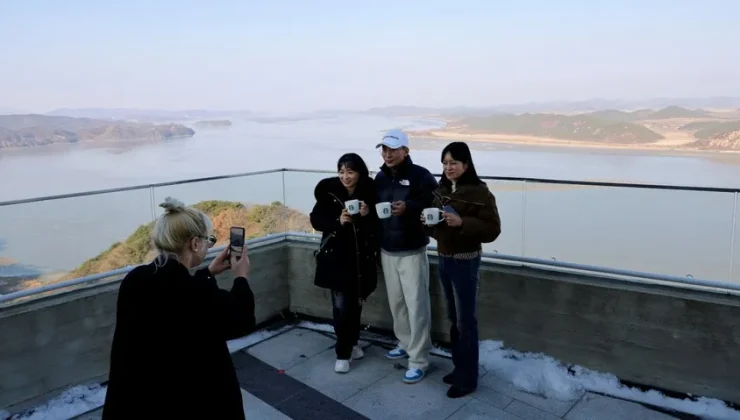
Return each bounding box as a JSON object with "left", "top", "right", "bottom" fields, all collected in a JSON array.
[{"left": 64, "top": 200, "right": 311, "bottom": 279}]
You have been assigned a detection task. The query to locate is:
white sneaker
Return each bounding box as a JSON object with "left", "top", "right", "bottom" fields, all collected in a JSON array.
[
  {"left": 351, "top": 346, "right": 364, "bottom": 360},
  {"left": 335, "top": 359, "right": 351, "bottom": 373}
]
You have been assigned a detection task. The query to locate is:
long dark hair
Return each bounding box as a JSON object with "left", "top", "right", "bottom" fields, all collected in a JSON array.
[
  {"left": 337, "top": 153, "right": 370, "bottom": 179},
  {"left": 439, "top": 142, "right": 484, "bottom": 187}
]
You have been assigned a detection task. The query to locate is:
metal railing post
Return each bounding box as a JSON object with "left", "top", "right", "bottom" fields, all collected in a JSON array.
[
  {"left": 281, "top": 170, "right": 287, "bottom": 233},
  {"left": 148, "top": 186, "right": 156, "bottom": 222},
  {"left": 729, "top": 192, "right": 738, "bottom": 282},
  {"left": 521, "top": 180, "right": 528, "bottom": 257}
]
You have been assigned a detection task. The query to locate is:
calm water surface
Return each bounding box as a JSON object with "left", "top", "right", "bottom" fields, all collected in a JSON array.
[{"left": 2, "top": 115, "right": 740, "bottom": 285}]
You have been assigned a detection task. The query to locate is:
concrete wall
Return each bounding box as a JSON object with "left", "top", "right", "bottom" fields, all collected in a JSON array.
[
  {"left": 2, "top": 238, "right": 740, "bottom": 413},
  {"left": 0, "top": 243, "right": 288, "bottom": 413},
  {"left": 288, "top": 241, "right": 740, "bottom": 405}
]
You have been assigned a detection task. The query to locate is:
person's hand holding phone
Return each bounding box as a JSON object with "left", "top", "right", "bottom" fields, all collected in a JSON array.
[
  {"left": 208, "top": 247, "right": 232, "bottom": 276},
  {"left": 230, "top": 245, "right": 250, "bottom": 279}
]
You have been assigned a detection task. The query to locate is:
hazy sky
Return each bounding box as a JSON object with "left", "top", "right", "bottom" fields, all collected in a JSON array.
[{"left": 1, "top": 0, "right": 738, "bottom": 113}]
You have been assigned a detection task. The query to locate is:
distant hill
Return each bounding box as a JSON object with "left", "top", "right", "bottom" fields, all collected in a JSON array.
[
  {"left": 679, "top": 120, "right": 740, "bottom": 139},
  {"left": 450, "top": 113, "right": 664, "bottom": 143},
  {"left": 361, "top": 97, "right": 740, "bottom": 116},
  {"left": 687, "top": 130, "right": 740, "bottom": 151},
  {"left": 46, "top": 108, "right": 251, "bottom": 122},
  {"left": 648, "top": 106, "right": 710, "bottom": 119},
  {"left": 194, "top": 119, "right": 232, "bottom": 128},
  {"left": 365, "top": 106, "right": 505, "bottom": 118},
  {"left": 585, "top": 106, "right": 710, "bottom": 122},
  {"left": 0, "top": 114, "right": 195, "bottom": 149},
  {"left": 61, "top": 200, "right": 312, "bottom": 281}
]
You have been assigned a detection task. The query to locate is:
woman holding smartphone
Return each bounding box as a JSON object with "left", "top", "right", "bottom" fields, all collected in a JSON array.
[
  {"left": 310, "top": 153, "right": 380, "bottom": 373},
  {"left": 422, "top": 142, "right": 501, "bottom": 399},
  {"left": 103, "top": 197, "right": 254, "bottom": 419}
]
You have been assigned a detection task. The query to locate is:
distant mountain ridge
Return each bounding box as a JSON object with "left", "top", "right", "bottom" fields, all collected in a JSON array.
[
  {"left": 364, "top": 97, "right": 740, "bottom": 117},
  {"left": 447, "top": 113, "right": 664, "bottom": 143},
  {"left": 0, "top": 114, "right": 195, "bottom": 149},
  {"left": 46, "top": 108, "right": 252, "bottom": 122},
  {"left": 583, "top": 106, "right": 712, "bottom": 122}
]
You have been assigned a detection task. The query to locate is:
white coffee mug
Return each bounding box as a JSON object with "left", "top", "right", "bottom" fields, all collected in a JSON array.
[
  {"left": 345, "top": 199, "right": 360, "bottom": 215},
  {"left": 422, "top": 208, "right": 444, "bottom": 226},
  {"left": 376, "top": 202, "right": 392, "bottom": 219}
]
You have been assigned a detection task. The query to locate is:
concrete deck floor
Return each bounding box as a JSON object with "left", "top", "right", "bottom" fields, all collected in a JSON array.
[{"left": 73, "top": 325, "right": 684, "bottom": 420}]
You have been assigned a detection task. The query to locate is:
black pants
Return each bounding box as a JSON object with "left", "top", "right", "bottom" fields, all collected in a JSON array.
[{"left": 331, "top": 290, "right": 363, "bottom": 360}]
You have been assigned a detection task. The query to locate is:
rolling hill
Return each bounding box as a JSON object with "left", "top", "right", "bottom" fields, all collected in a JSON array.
[
  {"left": 452, "top": 113, "right": 664, "bottom": 143},
  {"left": 679, "top": 120, "right": 740, "bottom": 139},
  {"left": 61, "top": 200, "right": 312, "bottom": 280},
  {"left": 584, "top": 106, "right": 710, "bottom": 122}
]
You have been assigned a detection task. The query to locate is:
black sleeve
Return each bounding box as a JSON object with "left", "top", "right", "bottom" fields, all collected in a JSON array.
[
  {"left": 310, "top": 198, "right": 341, "bottom": 233},
  {"left": 310, "top": 181, "right": 342, "bottom": 233},
  {"left": 195, "top": 268, "right": 256, "bottom": 341}
]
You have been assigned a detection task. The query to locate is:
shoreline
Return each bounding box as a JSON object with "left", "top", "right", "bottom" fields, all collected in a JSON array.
[{"left": 408, "top": 130, "right": 740, "bottom": 155}]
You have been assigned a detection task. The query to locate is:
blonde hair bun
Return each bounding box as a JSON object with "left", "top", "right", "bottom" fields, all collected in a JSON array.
[{"left": 159, "top": 197, "right": 186, "bottom": 213}]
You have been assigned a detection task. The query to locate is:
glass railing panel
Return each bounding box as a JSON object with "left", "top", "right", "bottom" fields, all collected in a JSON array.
[
  {"left": 522, "top": 182, "right": 735, "bottom": 282},
  {"left": 282, "top": 170, "right": 332, "bottom": 235},
  {"left": 0, "top": 188, "right": 154, "bottom": 295},
  {"left": 729, "top": 193, "right": 740, "bottom": 284},
  {"left": 150, "top": 172, "right": 300, "bottom": 248},
  {"left": 480, "top": 179, "right": 526, "bottom": 256}
]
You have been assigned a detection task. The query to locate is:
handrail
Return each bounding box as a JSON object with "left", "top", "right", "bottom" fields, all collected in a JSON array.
[{"left": 3, "top": 167, "right": 740, "bottom": 207}]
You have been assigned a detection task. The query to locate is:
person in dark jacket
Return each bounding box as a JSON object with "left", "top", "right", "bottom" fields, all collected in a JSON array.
[
  {"left": 102, "top": 197, "right": 255, "bottom": 420},
  {"left": 374, "top": 130, "right": 439, "bottom": 384},
  {"left": 423, "top": 142, "right": 501, "bottom": 399},
  {"left": 310, "top": 153, "right": 379, "bottom": 373}
]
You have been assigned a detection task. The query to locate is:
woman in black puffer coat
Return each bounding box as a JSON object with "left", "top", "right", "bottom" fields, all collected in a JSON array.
[{"left": 310, "top": 153, "right": 379, "bottom": 374}]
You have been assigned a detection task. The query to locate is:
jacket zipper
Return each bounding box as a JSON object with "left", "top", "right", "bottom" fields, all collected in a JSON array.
[{"left": 328, "top": 191, "right": 363, "bottom": 301}]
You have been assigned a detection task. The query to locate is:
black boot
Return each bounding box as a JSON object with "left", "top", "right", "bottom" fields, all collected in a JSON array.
[
  {"left": 447, "top": 385, "right": 475, "bottom": 399},
  {"left": 442, "top": 373, "right": 455, "bottom": 385}
]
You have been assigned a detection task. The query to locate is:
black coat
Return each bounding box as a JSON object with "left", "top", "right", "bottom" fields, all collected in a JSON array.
[
  {"left": 309, "top": 177, "right": 379, "bottom": 300},
  {"left": 102, "top": 258, "right": 256, "bottom": 420},
  {"left": 375, "top": 156, "right": 439, "bottom": 252}
]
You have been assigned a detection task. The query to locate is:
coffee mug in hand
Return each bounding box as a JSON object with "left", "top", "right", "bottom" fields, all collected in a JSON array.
[
  {"left": 345, "top": 199, "right": 360, "bottom": 215},
  {"left": 422, "top": 208, "right": 444, "bottom": 226},
  {"left": 376, "top": 202, "right": 392, "bottom": 219}
]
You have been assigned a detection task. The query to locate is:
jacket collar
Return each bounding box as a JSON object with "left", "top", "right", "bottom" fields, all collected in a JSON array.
[
  {"left": 380, "top": 156, "right": 413, "bottom": 178},
  {"left": 435, "top": 182, "right": 488, "bottom": 207}
]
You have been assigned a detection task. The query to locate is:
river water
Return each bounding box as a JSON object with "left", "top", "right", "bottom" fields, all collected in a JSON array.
[{"left": 2, "top": 114, "right": 740, "bottom": 285}]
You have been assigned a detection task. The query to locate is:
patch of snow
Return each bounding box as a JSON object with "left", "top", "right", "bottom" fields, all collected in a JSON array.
[
  {"left": 294, "top": 322, "right": 740, "bottom": 419},
  {"left": 296, "top": 320, "right": 335, "bottom": 334},
  {"left": 479, "top": 340, "right": 740, "bottom": 420},
  {"left": 6, "top": 328, "right": 293, "bottom": 420},
  {"left": 9, "top": 383, "right": 107, "bottom": 420},
  {"left": 227, "top": 325, "right": 293, "bottom": 353}
]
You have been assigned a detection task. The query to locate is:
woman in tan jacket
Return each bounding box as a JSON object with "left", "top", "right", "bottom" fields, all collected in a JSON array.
[{"left": 422, "top": 141, "right": 501, "bottom": 399}]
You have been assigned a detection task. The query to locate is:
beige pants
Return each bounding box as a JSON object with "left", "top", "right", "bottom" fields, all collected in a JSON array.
[{"left": 380, "top": 248, "right": 432, "bottom": 371}]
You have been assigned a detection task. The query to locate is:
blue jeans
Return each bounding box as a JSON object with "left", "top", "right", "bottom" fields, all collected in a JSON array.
[{"left": 438, "top": 255, "right": 481, "bottom": 389}]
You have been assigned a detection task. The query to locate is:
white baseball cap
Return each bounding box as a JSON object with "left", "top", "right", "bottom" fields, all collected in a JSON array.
[{"left": 376, "top": 129, "right": 409, "bottom": 149}]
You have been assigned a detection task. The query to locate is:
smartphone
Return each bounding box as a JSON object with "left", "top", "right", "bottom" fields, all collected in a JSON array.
[
  {"left": 443, "top": 204, "right": 458, "bottom": 216},
  {"left": 229, "top": 226, "right": 245, "bottom": 261}
]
